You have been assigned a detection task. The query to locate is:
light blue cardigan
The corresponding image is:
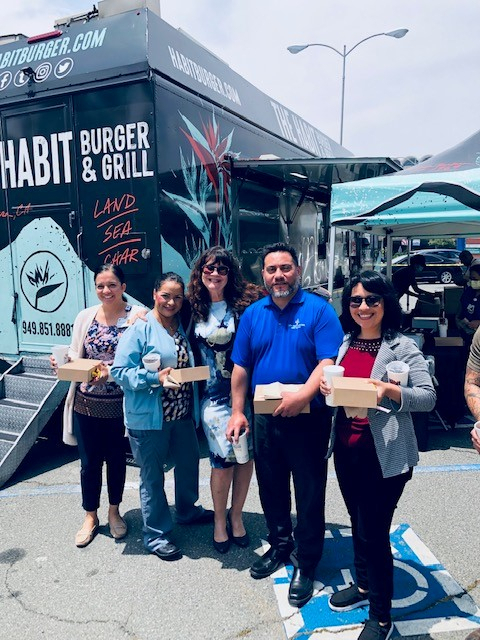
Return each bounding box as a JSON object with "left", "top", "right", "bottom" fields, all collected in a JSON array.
[{"left": 111, "top": 311, "right": 197, "bottom": 430}]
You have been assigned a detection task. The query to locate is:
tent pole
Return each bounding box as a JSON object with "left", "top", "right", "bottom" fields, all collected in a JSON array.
[
  {"left": 328, "top": 225, "right": 336, "bottom": 294},
  {"left": 386, "top": 234, "right": 393, "bottom": 280}
]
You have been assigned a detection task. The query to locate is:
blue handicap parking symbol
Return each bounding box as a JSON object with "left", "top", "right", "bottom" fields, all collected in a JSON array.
[{"left": 272, "top": 524, "right": 480, "bottom": 638}]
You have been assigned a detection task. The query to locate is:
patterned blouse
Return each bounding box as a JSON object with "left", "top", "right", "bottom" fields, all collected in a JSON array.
[
  {"left": 162, "top": 330, "right": 192, "bottom": 422},
  {"left": 73, "top": 316, "right": 128, "bottom": 419}
]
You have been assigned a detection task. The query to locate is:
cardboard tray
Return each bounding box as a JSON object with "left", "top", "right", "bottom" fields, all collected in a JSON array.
[
  {"left": 253, "top": 383, "right": 310, "bottom": 415},
  {"left": 330, "top": 376, "right": 377, "bottom": 408},
  {"left": 165, "top": 365, "right": 210, "bottom": 387},
  {"left": 57, "top": 359, "right": 102, "bottom": 383}
]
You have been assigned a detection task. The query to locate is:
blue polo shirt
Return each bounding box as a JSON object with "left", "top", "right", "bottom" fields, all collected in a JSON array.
[{"left": 232, "top": 288, "right": 344, "bottom": 409}]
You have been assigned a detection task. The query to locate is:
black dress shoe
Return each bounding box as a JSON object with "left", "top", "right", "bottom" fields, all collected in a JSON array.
[
  {"left": 152, "top": 540, "right": 182, "bottom": 561},
  {"left": 213, "top": 535, "right": 231, "bottom": 554},
  {"left": 250, "top": 547, "right": 291, "bottom": 579},
  {"left": 288, "top": 567, "right": 314, "bottom": 608},
  {"left": 180, "top": 509, "right": 214, "bottom": 525},
  {"left": 227, "top": 512, "right": 250, "bottom": 548}
]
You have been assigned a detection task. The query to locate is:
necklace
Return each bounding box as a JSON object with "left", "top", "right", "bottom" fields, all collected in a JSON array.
[
  {"left": 154, "top": 309, "right": 178, "bottom": 335},
  {"left": 164, "top": 323, "right": 178, "bottom": 336}
]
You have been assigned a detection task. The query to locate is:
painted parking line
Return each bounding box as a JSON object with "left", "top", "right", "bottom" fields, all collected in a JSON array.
[
  {"left": 3, "top": 464, "right": 480, "bottom": 498},
  {"left": 271, "top": 524, "right": 480, "bottom": 639}
]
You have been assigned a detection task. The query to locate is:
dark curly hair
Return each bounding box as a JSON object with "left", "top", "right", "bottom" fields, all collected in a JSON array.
[
  {"left": 188, "top": 246, "right": 261, "bottom": 322},
  {"left": 339, "top": 270, "right": 403, "bottom": 340}
]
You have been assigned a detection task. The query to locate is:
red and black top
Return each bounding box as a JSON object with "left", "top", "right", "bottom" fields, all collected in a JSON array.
[{"left": 336, "top": 337, "right": 382, "bottom": 448}]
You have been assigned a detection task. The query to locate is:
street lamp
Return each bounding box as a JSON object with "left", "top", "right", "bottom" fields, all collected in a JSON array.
[{"left": 287, "top": 29, "right": 408, "bottom": 146}]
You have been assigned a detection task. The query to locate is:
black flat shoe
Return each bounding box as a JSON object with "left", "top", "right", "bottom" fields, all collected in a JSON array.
[
  {"left": 288, "top": 567, "right": 314, "bottom": 608},
  {"left": 227, "top": 511, "right": 250, "bottom": 548},
  {"left": 213, "top": 535, "right": 231, "bottom": 554}
]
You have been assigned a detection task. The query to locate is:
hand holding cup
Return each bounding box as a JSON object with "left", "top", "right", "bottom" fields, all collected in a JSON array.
[{"left": 322, "top": 365, "right": 345, "bottom": 406}]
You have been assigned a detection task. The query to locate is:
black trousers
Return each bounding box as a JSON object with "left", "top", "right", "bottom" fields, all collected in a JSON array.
[
  {"left": 253, "top": 408, "right": 331, "bottom": 574},
  {"left": 334, "top": 439, "right": 412, "bottom": 623},
  {"left": 73, "top": 411, "right": 127, "bottom": 512}
]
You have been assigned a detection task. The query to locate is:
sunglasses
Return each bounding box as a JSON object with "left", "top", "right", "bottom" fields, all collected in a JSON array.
[
  {"left": 202, "top": 263, "right": 229, "bottom": 276},
  {"left": 349, "top": 295, "right": 382, "bottom": 308}
]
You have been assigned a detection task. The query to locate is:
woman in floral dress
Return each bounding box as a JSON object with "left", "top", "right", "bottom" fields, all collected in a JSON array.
[{"left": 189, "top": 247, "right": 260, "bottom": 553}]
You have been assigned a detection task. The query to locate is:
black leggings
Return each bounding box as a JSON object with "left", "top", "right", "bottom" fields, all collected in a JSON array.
[
  {"left": 334, "top": 440, "right": 412, "bottom": 623},
  {"left": 73, "top": 411, "right": 126, "bottom": 512}
]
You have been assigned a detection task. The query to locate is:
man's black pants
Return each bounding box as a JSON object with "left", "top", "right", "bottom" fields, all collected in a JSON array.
[{"left": 253, "top": 408, "right": 331, "bottom": 574}]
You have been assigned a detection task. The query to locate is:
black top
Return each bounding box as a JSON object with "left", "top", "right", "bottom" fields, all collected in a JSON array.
[{"left": 392, "top": 265, "right": 416, "bottom": 299}]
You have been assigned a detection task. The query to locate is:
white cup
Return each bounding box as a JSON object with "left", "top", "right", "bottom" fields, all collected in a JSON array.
[
  {"left": 386, "top": 361, "right": 409, "bottom": 387},
  {"left": 323, "top": 365, "right": 345, "bottom": 406},
  {"left": 474, "top": 421, "right": 480, "bottom": 439},
  {"left": 438, "top": 321, "right": 448, "bottom": 338},
  {"left": 142, "top": 353, "right": 161, "bottom": 387},
  {"left": 232, "top": 431, "right": 249, "bottom": 464},
  {"left": 52, "top": 345, "right": 69, "bottom": 366},
  {"left": 142, "top": 353, "right": 161, "bottom": 371}
]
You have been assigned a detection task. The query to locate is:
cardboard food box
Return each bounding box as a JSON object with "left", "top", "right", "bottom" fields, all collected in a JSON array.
[
  {"left": 166, "top": 365, "right": 210, "bottom": 385},
  {"left": 330, "top": 376, "right": 377, "bottom": 408},
  {"left": 253, "top": 382, "right": 310, "bottom": 415},
  {"left": 434, "top": 337, "right": 464, "bottom": 347},
  {"left": 57, "top": 359, "right": 102, "bottom": 383}
]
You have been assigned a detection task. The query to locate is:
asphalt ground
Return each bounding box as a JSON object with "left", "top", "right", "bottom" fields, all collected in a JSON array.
[
  {"left": 1, "top": 419, "right": 479, "bottom": 640},
  {"left": 2, "top": 283, "right": 478, "bottom": 640}
]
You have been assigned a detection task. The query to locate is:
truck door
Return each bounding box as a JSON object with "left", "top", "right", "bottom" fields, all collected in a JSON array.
[{"left": 0, "top": 100, "right": 85, "bottom": 355}]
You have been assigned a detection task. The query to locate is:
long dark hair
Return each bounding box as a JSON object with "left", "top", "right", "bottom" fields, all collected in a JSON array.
[
  {"left": 94, "top": 263, "right": 127, "bottom": 301},
  {"left": 188, "top": 246, "right": 261, "bottom": 322},
  {"left": 340, "top": 270, "right": 402, "bottom": 339}
]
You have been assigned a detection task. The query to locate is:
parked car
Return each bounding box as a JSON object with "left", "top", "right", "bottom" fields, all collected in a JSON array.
[{"left": 383, "top": 249, "right": 463, "bottom": 284}]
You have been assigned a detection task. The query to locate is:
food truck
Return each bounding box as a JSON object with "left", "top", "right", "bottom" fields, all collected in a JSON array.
[{"left": 0, "top": 0, "right": 398, "bottom": 485}]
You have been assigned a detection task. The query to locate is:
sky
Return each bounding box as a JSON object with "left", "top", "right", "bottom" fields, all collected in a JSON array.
[{"left": 3, "top": 0, "right": 479, "bottom": 160}]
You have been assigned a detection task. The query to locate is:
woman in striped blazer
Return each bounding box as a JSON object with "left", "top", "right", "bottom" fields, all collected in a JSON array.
[{"left": 320, "top": 270, "right": 435, "bottom": 640}]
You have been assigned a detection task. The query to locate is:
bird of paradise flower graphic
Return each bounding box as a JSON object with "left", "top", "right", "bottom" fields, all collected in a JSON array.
[
  {"left": 163, "top": 111, "right": 238, "bottom": 264},
  {"left": 26, "top": 261, "right": 62, "bottom": 310}
]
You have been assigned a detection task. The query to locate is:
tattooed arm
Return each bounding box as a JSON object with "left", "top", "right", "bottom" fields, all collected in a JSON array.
[
  {"left": 465, "top": 365, "right": 480, "bottom": 454},
  {"left": 465, "top": 367, "right": 480, "bottom": 420}
]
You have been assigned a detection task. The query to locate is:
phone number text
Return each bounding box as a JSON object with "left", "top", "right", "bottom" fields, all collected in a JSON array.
[{"left": 22, "top": 321, "right": 73, "bottom": 337}]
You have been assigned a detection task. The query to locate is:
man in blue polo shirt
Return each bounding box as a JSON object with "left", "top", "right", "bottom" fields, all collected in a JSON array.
[{"left": 228, "top": 242, "right": 344, "bottom": 608}]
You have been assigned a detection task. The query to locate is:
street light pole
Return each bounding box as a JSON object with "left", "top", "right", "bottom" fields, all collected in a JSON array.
[{"left": 287, "top": 29, "right": 408, "bottom": 146}]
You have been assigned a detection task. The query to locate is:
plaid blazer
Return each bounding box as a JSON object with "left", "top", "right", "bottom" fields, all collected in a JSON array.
[{"left": 329, "top": 333, "right": 436, "bottom": 478}]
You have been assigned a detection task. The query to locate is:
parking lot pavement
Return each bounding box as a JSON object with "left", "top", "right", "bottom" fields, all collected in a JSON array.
[{"left": 1, "top": 425, "right": 479, "bottom": 640}]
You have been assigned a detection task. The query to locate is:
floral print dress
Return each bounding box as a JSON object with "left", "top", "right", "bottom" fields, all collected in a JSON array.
[{"left": 195, "top": 301, "right": 252, "bottom": 467}]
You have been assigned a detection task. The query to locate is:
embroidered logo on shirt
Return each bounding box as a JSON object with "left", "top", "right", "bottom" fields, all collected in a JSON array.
[{"left": 289, "top": 318, "right": 306, "bottom": 330}]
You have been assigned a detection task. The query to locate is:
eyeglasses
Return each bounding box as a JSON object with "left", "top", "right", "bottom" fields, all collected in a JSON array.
[
  {"left": 202, "top": 264, "right": 229, "bottom": 276},
  {"left": 349, "top": 295, "right": 382, "bottom": 308}
]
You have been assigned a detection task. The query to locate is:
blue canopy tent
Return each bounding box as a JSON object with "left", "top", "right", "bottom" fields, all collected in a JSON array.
[{"left": 328, "top": 130, "right": 480, "bottom": 289}]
